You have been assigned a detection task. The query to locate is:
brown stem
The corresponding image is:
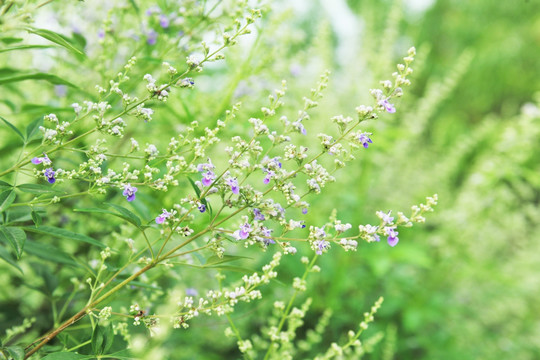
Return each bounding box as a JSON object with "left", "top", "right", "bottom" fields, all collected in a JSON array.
[{"left": 24, "top": 263, "right": 155, "bottom": 358}]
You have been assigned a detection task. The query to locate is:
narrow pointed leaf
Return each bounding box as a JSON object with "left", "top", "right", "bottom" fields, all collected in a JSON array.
[
  {"left": 26, "top": 27, "right": 85, "bottom": 57},
  {"left": 0, "top": 115, "right": 24, "bottom": 142},
  {"left": 0, "top": 180, "right": 13, "bottom": 191},
  {"left": 0, "top": 245, "right": 23, "bottom": 273},
  {"left": 105, "top": 203, "right": 142, "bottom": 227},
  {"left": 0, "top": 226, "right": 26, "bottom": 259},
  {"left": 24, "top": 240, "right": 81, "bottom": 268},
  {"left": 0, "top": 190, "right": 16, "bottom": 212},
  {"left": 31, "top": 210, "right": 42, "bottom": 227},
  {"left": 26, "top": 117, "right": 44, "bottom": 141},
  {"left": 0, "top": 72, "right": 79, "bottom": 88},
  {"left": 0, "top": 45, "right": 53, "bottom": 53},
  {"left": 17, "top": 183, "right": 63, "bottom": 195},
  {"left": 22, "top": 226, "right": 106, "bottom": 248}
]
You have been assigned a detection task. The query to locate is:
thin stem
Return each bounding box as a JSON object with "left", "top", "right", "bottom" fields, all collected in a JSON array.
[
  {"left": 65, "top": 339, "right": 91, "bottom": 352},
  {"left": 262, "top": 255, "right": 318, "bottom": 360}
]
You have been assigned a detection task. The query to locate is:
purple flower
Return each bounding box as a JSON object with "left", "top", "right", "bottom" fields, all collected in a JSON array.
[
  {"left": 147, "top": 30, "right": 158, "bottom": 45},
  {"left": 179, "top": 78, "right": 195, "bottom": 87},
  {"left": 358, "top": 132, "right": 373, "bottom": 149},
  {"left": 384, "top": 227, "right": 399, "bottom": 247},
  {"left": 32, "top": 153, "right": 52, "bottom": 165},
  {"left": 263, "top": 169, "right": 275, "bottom": 184},
  {"left": 314, "top": 239, "right": 329, "bottom": 255},
  {"left": 159, "top": 15, "right": 170, "bottom": 28},
  {"left": 156, "top": 209, "right": 172, "bottom": 224},
  {"left": 237, "top": 223, "right": 251, "bottom": 239},
  {"left": 186, "top": 288, "right": 198, "bottom": 296},
  {"left": 226, "top": 177, "right": 239, "bottom": 194},
  {"left": 302, "top": 207, "right": 308, "bottom": 215},
  {"left": 198, "top": 204, "right": 206, "bottom": 213},
  {"left": 253, "top": 208, "right": 265, "bottom": 221},
  {"left": 294, "top": 121, "right": 307, "bottom": 135},
  {"left": 98, "top": 29, "right": 105, "bottom": 39},
  {"left": 374, "top": 234, "right": 381, "bottom": 242},
  {"left": 381, "top": 211, "right": 394, "bottom": 224},
  {"left": 261, "top": 227, "right": 275, "bottom": 245},
  {"left": 196, "top": 160, "right": 214, "bottom": 172},
  {"left": 379, "top": 98, "right": 396, "bottom": 113},
  {"left": 197, "top": 160, "right": 216, "bottom": 186},
  {"left": 201, "top": 170, "right": 215, "bottom": 187},
  {"left": 44, "top": 168, "right": 56, "bottom": 184},
  {"left": 123, "top": 184, "right": 138, "bottom": 202}
]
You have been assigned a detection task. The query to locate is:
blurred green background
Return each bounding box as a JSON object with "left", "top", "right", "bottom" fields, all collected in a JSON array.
[{"left": 1, "top": 0, "right": 539, "bottom": 358}]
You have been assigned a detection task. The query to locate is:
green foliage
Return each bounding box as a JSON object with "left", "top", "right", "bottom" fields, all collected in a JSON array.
[{"left": 0, "top": 0, "right": 539, "bottom": 359}]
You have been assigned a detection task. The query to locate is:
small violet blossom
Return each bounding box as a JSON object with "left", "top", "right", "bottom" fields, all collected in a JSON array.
[
  {"left": 384, "top": 227, "right": 399, "bottom": 247},
  {"left": 263, "top": 169, "right": 275, "bottom": 184},
  {"left": 123, "top": 184, "right": 138, "bottom": 202},
  {"left": 159, "top": 15, "right": 170, "bottom": 28},
  {"left": 253, "top": 208, "right": 265, "bottom": 221},
  {"left": 358, "top": 132, "right": 373, "bottom": 149},
  {"left": 44, "top": 168, "right": 56, "bottom": 184},
  {"left": 156, "top": 209, "right": 173, "bottom": 224},
  {"left": 198, "top": 204, "right": 206, "bottom": 213},
  {"left": 226, "top": 177, "right": 239, "bottom": 194},
  {"left": 302, "top": 207, "right": 308, "bottom": 215},
  {"left": 379, "top": 98, "right": 396, "bottom": 113},
  {"left": 379, "top": 211, "right": 394, "bottom": 224},
  {"left": 261, "top": 227, "right": 275, "bottom": 246},
  {"left": 185, "top": 288, "right": 198, "bottom": 296},
  {"left": 197, "top": 160, "right": 216, "bottom": 187},
  {"left": 234, "top": 223, "right": 251, "bottom": 240},
  {"left": 32, "top": 153, "right": 52, "bottom": 165},
  {"left": 314, "top": 239, "right": 329, "bottom": 255},
  {"left": 201, "top": 171, "right": 215, "bottom": 186},
  {"left": 147, "top": 30, "right": 158, "bottom": 45}
]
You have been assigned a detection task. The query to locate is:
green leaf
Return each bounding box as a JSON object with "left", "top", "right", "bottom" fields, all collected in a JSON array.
[
  {"left": 105, "top": 203, "right": 142, "bottom": 227},
  {"left": 0, "top": 190, "right": 16, "bottom": 212},
  {"left": 187, "top": 177, "right": 201, "bottom": 198},
  {"left": 74, "top": 206, "right": 145, "bottom": 229},
  {"left": 0, "top": 226, "right": 26, "bottom": 259},
  {"left": 6, "top": 345, "right": 25, "bottom": 360},
  {"left": 101, "top": 349, "right": 134, "bottom": 359},
  {"left": 204, "top": 255, "right": 251, "bottom": 267},
  {"left": 0, "top": 73, "right": 79, "bottom": 88},
  {"left": 31, "top": 210, "right": 42, "bottom": 227},
  {"left": 22, "top": 226, "right": 106, "bottom": 248},
  {"left": 0, "top": 181, "right": 13, "bottom": 191},
  {"left": 0, "top": 37, "right": 23, "bottom": 44},
  {"left": 26, "top": 28, "right": 85, "bottom": 57},
  {"left": 26, "top": 117, "right": 44, "bottom": 141},
  {"left": 0, "top": 67, "right": 21, "bottom": 77},
  {"left": 0, "top": 45, "right": 53, "bottom": 53},
  {"left": 21, "top": 104, "right": 74, "bottom": 115},
  {"left": 24, "top": 240, "right": 81, "bottom": 268},
  {"left": 17, "top": 183, "right": 63, "bottom": 195},
  {"left": 0, "top": 98, "right": 16, "bottom": 111},
  {"left": 71, "top": 33, "right": 87, "bottom": 50},
  {"left": 41, "top": 352, "right": 93, "bottom": 359},
  {"left": 92, "top": 323, "right": 114, "bottom": 355},
  {"left": 187, "top": 177, "right": 211, "bottom": 215},
  {"left": 128, "top": 0, "right": 140, "bottom": 14},
  {"left": 0, "top": 245, "right": 23, "bottom": 273},
  {"left": 0, "top": 116, "right": 24, "bottom": 142},
  {"left": 112, "top": 278, "right": 161, "bottom": 291}
]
